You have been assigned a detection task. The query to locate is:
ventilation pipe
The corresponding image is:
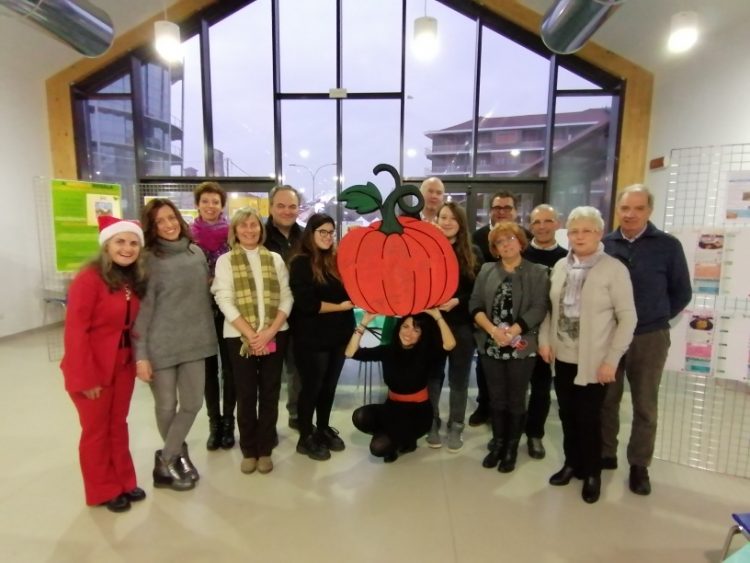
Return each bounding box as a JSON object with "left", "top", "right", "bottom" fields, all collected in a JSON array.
[
  {"left": 540, "top": 0, "right": 623, "bottom": 55},
  {"left": 0, "top": 0, "right": 114, "bottom": 57}
]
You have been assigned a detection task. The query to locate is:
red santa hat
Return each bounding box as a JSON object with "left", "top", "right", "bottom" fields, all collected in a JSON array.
[{"left": 98, "top": 215, "right": 144, "bottom": 247}]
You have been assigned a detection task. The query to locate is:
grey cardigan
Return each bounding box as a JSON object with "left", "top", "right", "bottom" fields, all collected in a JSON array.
[
  {"left": 134, "top": 237, "right": 217, "bottom": 370},
  {"left": 539, "top": 254, "right": 637, "bottom": 386},
  {"left": 469, "top": 259, "right": 550, "bottom": 358}
]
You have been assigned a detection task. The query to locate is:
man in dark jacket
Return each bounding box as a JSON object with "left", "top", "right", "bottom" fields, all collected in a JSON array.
[
  {"left": 265, "top": 185, "right": 304, "bottom": 430},
  {"left": 601, "top": 184, "right": 692, "bottom": 496}
]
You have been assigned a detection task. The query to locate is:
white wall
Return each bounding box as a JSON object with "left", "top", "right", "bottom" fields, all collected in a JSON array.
[
  {"left": 0, "top": 20, "right": 78, "bottom": 337},
  {"left": 646, "top": 19, "right": 750, "bottom": 227}
]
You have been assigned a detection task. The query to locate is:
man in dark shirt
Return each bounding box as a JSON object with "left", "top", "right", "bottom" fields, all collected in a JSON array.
[
  {"left": 601, "top": 184, "right": 692, "bottom": 496},
  {"left": 522, "top": 204, "right": 567, "bottom": 460},
  {"left": 264, "top": 185, "right": 304, "bottom": 430}
]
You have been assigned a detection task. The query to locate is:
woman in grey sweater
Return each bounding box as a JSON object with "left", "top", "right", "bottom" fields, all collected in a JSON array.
[{"left": 134, "top": 199, "right": 217, "bottom": 492}]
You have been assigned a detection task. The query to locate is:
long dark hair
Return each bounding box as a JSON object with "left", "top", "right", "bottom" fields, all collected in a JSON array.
[
  {"left": 140, "top": 198, "right": 192, "bottom": 256},
  {"left": 392, "top": 313, "right": 440, "bottom": 357},
  {"left": 438, "top": 202, "right": 478, "bottom": 279},
  {"left": 288, "top": 213, "right": 339, "bottom": 284}
]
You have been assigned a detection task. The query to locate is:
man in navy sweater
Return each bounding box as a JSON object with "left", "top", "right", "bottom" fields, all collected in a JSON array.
[
  {"left": 601, "top": 185, "right": 692, "bottom": 496},
  {"left": 522, "top": 204, "right": 567, "bottom": 460}
]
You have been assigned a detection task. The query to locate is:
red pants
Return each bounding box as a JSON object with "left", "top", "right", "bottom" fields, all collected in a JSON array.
[{"left": 69, "top": 348, "right": 137, "bottom": 505}]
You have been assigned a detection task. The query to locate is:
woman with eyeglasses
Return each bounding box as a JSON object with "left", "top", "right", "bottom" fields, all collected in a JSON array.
[
  {"left": 288, "top": 213, "right": 355, "bottom": 461},
  {"left": 469, "top": 221, "right": 550, "bottom": 473},
  {"left": 539, "top": 206, "right": 636, "bottom": 503}
]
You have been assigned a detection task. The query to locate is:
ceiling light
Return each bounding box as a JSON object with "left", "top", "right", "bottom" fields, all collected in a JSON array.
[
  {"left": 668, "top": 11, "right": 699, "bottom": 54},
  {"left": 413, "top": 1, "right": 438, "bottom": 61},
  {"left": 154, "top": 20, "right": 182, "bottom": 63}
]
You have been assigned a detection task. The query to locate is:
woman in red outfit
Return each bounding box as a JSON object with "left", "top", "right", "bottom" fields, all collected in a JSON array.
[{"left": 61, "top": 216, "right": 149, "bottom": 513}]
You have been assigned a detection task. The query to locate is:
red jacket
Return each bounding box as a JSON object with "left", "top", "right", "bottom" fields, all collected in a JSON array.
[{"left": 60, "top": 267, "right": 141, "bottom": 393}]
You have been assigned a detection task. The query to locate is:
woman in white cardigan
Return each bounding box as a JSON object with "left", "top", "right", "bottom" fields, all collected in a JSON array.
[
  {"left": 539, "top": 206, "right": 636, "bottom": 504},
  {"left": 212, "top": 207, "right": 293, "bottom": 476}
]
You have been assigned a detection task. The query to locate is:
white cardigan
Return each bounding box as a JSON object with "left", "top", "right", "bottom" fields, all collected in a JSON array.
[
  {"left": 539, "top": 254, "right": 637, "bottom": 386},
  {"left": 211, "top": 247, "right": 293, "bottom": 338}
]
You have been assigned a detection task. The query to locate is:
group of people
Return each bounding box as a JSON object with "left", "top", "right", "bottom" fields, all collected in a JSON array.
[{"left": 60, "top": 176, "right": 691, "bottom": 513}]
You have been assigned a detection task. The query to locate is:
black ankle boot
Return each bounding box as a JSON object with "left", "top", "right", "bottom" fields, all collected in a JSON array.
[
  {"left": 582, "top": 475, "right": 601, "bottom": 503},
  {"left": 178, "top": 443, "right": 200, "bottom": 482},
  {"left": 206, "top": 418, "right": 221, "bottom": 451},
  {"left": 220, "top": 416, "right": 235, "bottom": 449},
  {"left": 152, "top": 450, "right": 195, "bottom": 491},
  {"left": 498, "top": 413, "right": 524, "bottom": 473},
  {"left": 549, "top": 465, "right": 576, "bottom": 486},
  {"left": 482, "top": 410, "right": 506, "bottom": 468}
]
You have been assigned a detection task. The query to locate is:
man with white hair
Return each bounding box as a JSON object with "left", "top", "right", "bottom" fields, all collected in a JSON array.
[
  {"left": 601, "top": 184, "right": 691, "bottom": 496},
  {"left": 419, "top": 177, "right": 446, "bottom": 223}
]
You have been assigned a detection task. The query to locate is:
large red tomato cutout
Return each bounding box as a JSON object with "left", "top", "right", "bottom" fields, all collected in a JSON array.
[{"left": 337, "top": 164, "right": 459, "bottom": 316}]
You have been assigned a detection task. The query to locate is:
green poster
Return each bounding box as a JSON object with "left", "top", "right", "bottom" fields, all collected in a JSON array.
[{"left": 51, "top": 179, "right": 122, "bottom": 272}]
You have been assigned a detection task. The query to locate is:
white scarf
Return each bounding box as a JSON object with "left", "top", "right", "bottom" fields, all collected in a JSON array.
[{"left": 562, "top": 243, "right": 605, "bottom": 318}]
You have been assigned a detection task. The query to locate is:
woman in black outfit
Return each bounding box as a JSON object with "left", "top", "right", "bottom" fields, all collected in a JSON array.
[
  {"left": 346, "top": 309, "right": 456, "bottom": 463},
  {"left": 289, "top": 214, "right": 355, "bottom": 461}
]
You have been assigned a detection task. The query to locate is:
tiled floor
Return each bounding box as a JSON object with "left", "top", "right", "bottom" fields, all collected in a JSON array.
[{"left": 2, "top": 329, "right": 749, "bottom": 562}]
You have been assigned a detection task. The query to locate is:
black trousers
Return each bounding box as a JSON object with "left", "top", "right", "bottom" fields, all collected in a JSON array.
[
  {"left": 481, "top": 355, "right": 535, "bottom": 415},
  {"left": 204, "top": 305, "right": 235, "bottom": 420},
  {"left": 227, "top": 331, "right": 288, "bottom": 458},
  {"left": 525, "top": 356, "right": 553, "bottom": 439},
  {"left": 294, "top": 343, "right": 347, "bottom": 438},
  {"left": 554, "top": 360, "right": 607, "bottom": 478}
]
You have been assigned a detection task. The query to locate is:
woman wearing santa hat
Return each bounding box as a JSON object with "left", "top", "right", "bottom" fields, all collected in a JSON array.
[{"left": 61, "top": 215, "right": 148, "bottom": 513}]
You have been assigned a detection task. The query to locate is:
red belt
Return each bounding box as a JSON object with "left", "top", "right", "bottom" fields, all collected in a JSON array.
[{"left": 387, "top": 387, "right": 429, "bottom": 403}]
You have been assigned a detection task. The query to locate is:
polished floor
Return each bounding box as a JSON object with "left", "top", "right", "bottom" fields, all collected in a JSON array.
[{"left": 2, "top": 329, "right": 748, "bottom": 563}]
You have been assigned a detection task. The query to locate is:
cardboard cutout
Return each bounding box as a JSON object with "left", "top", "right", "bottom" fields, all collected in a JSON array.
[{"left": 337, "top": 164, "right": 459, "bottom": 316}]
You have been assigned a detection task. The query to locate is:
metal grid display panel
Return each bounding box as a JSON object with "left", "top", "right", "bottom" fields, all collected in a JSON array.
[
  {"left": 33, "top": 177, "right": 73, "bottom": 361},
  {"left": 657, "top": 144, "right": 750, "bottom": 478}
]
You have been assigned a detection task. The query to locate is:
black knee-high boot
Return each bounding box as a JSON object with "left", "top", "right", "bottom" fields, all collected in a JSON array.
[
  {"left": 499, "top": 413, "right": 524, "bottom": 473},
  {"left": 482, "top": 410, "right": 506, "bottom": 468}
]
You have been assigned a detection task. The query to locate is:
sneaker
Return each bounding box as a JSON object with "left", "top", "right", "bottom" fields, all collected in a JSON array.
[
  {"left": 426, "top": 419, "right": 442, "bottom": 449},
  {"left": 296, "top": 434, "right": 331, "bottom": 461},
  {"left": 240, "top": 457, "right": 258, "bottom": 474},
  {"left": 257, "top": 456, "right": 273, "bottom": 474},
  {"left": 317, "top": 426, "right": 345, "bottom": 452},
  {"left": 468, "top": 405, "right": 489, "bottom": 427},
  {"left": 446, "top": 422, "right": 464, "bottom": 453}
]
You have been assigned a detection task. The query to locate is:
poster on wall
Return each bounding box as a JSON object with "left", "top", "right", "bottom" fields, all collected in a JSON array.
[
  {"left": 52, "top": 179, "right": 122, "bottom": 272},
  {"left": 714, "top": 313, "right": 750, "bottom": 381},
  {"left": 685, "top": 308, "right": 715, "bottom": 374},
  {"left": 725, "top": 170, "right": 750, "bottom": 223},
  {"left": 720, "top": 229, "right": 750, "bottom": 300},
  {"left": 672, "top": 228, "right": 724, "bottom": 295}
]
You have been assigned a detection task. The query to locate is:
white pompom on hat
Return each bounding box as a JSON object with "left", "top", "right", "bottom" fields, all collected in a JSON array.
[{"left": 98, "top": 215, "right": 145, "bottom": 247}]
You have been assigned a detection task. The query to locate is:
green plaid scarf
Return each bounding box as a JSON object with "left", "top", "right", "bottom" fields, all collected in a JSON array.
[{"left": 230, "top": 244, "right": 280, "bottom": 357}]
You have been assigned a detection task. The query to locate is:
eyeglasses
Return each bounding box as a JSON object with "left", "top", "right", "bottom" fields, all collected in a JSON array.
[
  {"left": 495, "top": 236, "right": 518, "bottom": 246},
  {"left": 491, "top": 205, "right": 514, "bottom": 213},
  {"left": 315, "top": 229, "right": 335, "bottom": 237}
]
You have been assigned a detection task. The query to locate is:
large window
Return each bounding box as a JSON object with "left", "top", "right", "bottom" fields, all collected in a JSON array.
[{"left": 73, "top": 0, "right": 623, "bottom": 223}]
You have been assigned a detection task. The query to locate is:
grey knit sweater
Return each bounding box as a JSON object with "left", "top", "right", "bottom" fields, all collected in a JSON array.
[{"left": 133, "top": 237, "right": 217, "bottom": 370}]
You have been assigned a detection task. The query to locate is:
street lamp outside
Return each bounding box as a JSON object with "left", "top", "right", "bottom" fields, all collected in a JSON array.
[{"left": 289, "top": 162, "right": 337, "bottom": 202}]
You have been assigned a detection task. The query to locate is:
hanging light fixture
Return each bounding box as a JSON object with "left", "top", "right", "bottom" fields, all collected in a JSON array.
[
  {"left": 668, "top": 11, "right": 699, "bottom": 54},
  {"left": 413, "top": 0, "right": 438, "bottom": 60},
  {"left": 154, "top": 20, "right": 182, "bottom": 63}
]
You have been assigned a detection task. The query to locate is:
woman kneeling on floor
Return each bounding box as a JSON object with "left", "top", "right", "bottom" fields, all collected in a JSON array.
[{"left": 346, "top": 310, "right": 455, "bottom": 463}]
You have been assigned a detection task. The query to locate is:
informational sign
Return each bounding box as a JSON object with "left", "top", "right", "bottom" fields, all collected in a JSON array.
[
  {"left": 725, "top": 170, "right": 750, "bottom": 223},
  {"left": 51, "top": 179, "right": 122, "bottom": 272}
]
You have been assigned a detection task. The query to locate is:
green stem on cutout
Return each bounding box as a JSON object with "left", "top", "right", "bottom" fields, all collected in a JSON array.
[{"left": 338, "top": 163, "right": 424, "bottom": 236}]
